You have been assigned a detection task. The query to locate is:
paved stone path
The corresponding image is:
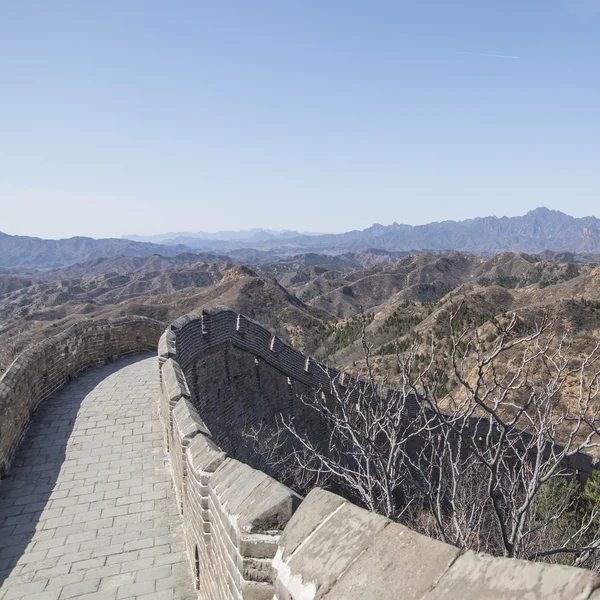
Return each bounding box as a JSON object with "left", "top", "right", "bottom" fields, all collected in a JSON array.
[{"left": 0, "top": 355, "right": 196, "bottom": 600}]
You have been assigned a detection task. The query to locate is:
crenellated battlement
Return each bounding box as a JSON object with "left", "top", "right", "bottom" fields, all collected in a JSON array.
[{"left": 160, "top": 308, "right": 337, "bottom": 390}]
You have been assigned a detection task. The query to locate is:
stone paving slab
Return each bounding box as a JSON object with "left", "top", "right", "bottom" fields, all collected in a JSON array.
[{"left": 0, "top": 355, "right": 196, "bottom": 600}]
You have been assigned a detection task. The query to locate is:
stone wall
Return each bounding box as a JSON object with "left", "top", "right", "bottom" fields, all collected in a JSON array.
[
  {"left": 169, "top": 398, "right": 300, "bottom": 600},
  {"left": 159, "top": 307, "right": 600, "bottom": 599},
  {"left": 159, "top": 312, "right": 303, "bottom": 599},
  {"left": 0, "top": 316, "right": 163, "bottom": 479}
]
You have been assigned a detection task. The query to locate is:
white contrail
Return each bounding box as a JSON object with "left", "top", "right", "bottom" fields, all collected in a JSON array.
[{"left": 457, "top": 52, "right": 519, "bottom": 59}]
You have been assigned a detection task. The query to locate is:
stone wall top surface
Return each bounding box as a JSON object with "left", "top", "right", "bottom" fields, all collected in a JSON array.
[{"left": 0, "top": 315, "right": 163, "bottom": 477}]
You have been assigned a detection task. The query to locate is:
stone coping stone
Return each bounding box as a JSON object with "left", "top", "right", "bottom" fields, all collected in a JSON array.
[
  {"left": 280, "top": 493, "right": 390, "bottom": 598},
  {"left": 423, "top": 550, "right": 600, "bottom": 600},
  {"left": 186, "top": 433, "right": 227, "bottom": 474},
  {"left": 323, "top": 521, "right": 460, "bottom": 600},
  {"left": 212, "top": 459, "right": 269, "bottom": 515},
  {"left": 173, "top": 397, "right": 211, "bottom": 440},
  {"left": 237, "top": 476, "right": 301, "bottom": 534},
  {"left": 158, "top": 328, "right": 176, "bottom": 359},
  {"left": 278, "top": 488, "right": 346, "bottom": 561},
  {"left": 213, "top": 459, "right": 297, "bottom": 532},
  {"left": 240, "top": 532, "right": 283, "bottom": 560},
  {"left": 240, "top": 580, "right": 273, "bottom": 600},
  {"left": 161, "top": 357, "right": 191, "bottom": 402}
]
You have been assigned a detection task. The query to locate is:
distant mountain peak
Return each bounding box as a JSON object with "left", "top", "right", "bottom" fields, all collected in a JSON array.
[
  {"left": 233, "top": 207, "right": 600, "bottom": 255},
  {"left": 526, "top": 207, "right": 568, "bottom": 218}
]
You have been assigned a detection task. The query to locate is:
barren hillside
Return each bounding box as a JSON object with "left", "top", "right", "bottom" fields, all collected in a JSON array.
[{"left": 2, "top": 250, "right": 600, "bottom": 385}]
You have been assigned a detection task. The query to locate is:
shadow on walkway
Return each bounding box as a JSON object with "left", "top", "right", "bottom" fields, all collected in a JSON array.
[{"left": 0, "top": 354, "right": 152, "bottom": 587}]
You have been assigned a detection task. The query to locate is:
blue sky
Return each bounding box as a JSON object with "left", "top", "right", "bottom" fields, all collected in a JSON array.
[{"left": 1, "top": 1, "right": 599, "bottom": 239}]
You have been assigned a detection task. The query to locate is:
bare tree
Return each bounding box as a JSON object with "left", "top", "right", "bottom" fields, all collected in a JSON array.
[
  {"left": 406, "top": 303, "right": 600, "bottom": 563},
  {"left": 249, "top": 304, "right": 600, "bottom": 570},
  {"left": 242, "top": 419, "right": 331, "bottom": 497}
]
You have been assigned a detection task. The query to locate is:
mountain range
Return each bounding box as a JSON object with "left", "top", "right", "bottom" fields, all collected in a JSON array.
[
  {"left": 122, "top": 229, "right": 323, "bottom": 244},
  {"left": 3, "top": 208, "right": 600, "bottom": 269},
  {"left": 0, "top": 232, "right": 189, "bottom": 270},
  {"left": 175, "top": 208, "right": 600, "bottom": 254}
]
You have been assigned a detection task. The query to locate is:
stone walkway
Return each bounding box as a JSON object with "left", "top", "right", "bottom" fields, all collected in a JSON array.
[{"left": 0, "top": 355, "right": 196, "bottom": 600}]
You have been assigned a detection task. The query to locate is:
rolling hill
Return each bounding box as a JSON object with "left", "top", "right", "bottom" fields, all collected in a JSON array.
[
  {"left": 0, "top": 232, "right": 195, "bottom": 269},
  {"left": 3, "top": 248, "right": 600, "bottom": 383}
]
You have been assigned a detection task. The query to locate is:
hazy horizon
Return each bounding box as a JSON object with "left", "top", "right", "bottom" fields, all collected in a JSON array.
[{"left": 2, "top": 206, "right": 599, "bottom": 241}]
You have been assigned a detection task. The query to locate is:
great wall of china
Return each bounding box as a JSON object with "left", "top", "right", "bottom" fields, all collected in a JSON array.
[{"left": 2, "top": 308, "right": 600, "bottom": 599}]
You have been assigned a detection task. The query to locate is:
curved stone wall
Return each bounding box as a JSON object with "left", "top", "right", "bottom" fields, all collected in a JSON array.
[
  {"left": 159, "top": 308, "right": 600, "bottom": 600},
  {"left": 0, "top": 316, "right": 164, "bottom": 478},
  {"left": 159, "top": 309, "right": 305, "bottom": 600}
]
